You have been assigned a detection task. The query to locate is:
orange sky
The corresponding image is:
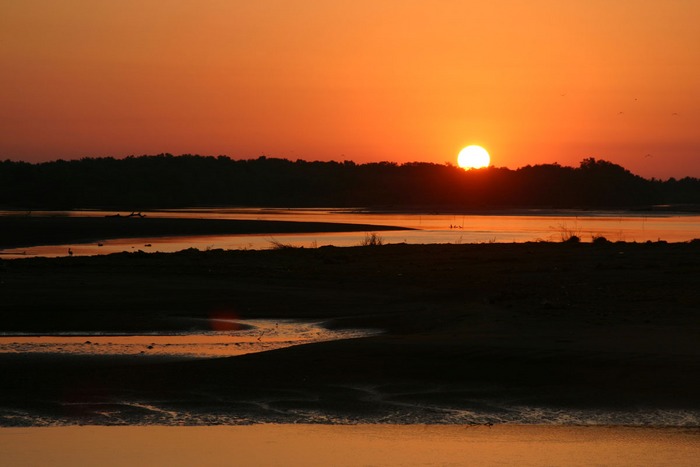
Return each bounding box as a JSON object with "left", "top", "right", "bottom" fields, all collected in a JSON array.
[{"left": 2, "top": 1, "right": 699, "bottom": 179}]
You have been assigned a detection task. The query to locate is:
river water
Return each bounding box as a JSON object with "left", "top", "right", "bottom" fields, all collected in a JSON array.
[{"left": 2, "top": 208, "right": 700, "bottom": 258}]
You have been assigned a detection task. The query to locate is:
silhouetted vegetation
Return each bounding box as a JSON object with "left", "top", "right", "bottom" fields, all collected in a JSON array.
[
  {"left": 1, "top": 154, "right": 699, "bottom": 210},
  {"left": 360, "top": 232, "right": 384, "bottom": 246}
]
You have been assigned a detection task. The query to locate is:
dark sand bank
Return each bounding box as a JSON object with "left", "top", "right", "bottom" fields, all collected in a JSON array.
[
  {"left": 1, "top": 242, "right": 700, "bottom": 424},
  {"left": 0, "top": 215, "right": 407, "bottom": 249}
]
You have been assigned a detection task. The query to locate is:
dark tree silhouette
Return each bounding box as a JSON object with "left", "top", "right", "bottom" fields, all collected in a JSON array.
[{"left": 0, "top": 155, "right": 697, "bottom": 210}]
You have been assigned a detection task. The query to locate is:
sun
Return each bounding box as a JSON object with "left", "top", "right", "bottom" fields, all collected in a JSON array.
[{"left": 457, "top": 145, "right": 490, "bottom": 169}]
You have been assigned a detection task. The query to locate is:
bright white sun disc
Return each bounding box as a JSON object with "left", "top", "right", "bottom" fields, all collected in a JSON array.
[{"left": 458, "top": 145, "right": 490, "bottom": 169}]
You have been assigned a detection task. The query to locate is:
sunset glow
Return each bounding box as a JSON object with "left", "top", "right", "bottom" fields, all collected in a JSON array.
[
  {"left": 458, "top": 146, "right": 490, "bottom": 169},
  {"left": 2, "top": 1, "right": 700, "bottom": 178}
]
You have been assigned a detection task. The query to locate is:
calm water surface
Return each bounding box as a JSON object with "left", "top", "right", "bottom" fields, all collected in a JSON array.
[
  {"left": 2, "top": 425, "right": 699, "bottom": 467},
  {"left": 0, "top": 320, "right": 373, "bottom": 358},
  {"left": 3, "top": 208, "right": 700, "bottom": 258}
]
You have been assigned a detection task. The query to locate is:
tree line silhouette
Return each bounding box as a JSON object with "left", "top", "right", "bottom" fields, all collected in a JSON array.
[{"left": 1, "top": 154, "right": 699, "bottom": 210}]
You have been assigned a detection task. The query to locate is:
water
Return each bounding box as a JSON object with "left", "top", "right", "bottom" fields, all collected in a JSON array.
[
  {"left": 3, "top": 425, "right": 699, "bottom": 467},
  {"left": 2, "top": 208, "right": 700, "bottom": 258},
  {"left": 0, "top": 319, "right": 375, "bottom": 359}
]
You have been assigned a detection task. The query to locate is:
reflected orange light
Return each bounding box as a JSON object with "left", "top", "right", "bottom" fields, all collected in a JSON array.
[{"left": 6, "top": 425, "right": 699, "bottom": 466}]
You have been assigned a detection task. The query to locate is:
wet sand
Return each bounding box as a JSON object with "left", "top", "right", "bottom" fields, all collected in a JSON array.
[
  {"left": 1, "top": 425, "right": 698, "bottom": 466},
  {"left": 1, "top": 237, "right": 700, "bottom": 425}
]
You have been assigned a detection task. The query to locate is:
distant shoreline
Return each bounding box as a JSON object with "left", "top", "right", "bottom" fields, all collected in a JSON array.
[{"left": 360, "top": 205, "right": 700, "bottom": 216}]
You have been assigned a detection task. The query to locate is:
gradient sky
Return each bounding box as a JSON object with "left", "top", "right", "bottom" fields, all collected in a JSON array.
[{"left": 2, "top": 1, "right": 699, "bottom": 179}]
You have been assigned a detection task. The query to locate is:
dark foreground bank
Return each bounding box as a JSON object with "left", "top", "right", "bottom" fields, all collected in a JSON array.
[{"left": 1, "top": 242, "right": 700, "bottom": 425}]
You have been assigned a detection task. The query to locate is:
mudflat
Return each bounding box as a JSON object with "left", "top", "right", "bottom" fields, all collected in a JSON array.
[{"left": 1, "top": 238, "right": 700, "bottom": 424}]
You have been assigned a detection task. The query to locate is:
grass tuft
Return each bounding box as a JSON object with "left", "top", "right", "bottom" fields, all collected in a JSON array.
[
  {"left": 268, "top": 238, "right": 298, "bottom": 250},
  {"left": 360, "top": 232, "right": 384, "bottom": 246}
]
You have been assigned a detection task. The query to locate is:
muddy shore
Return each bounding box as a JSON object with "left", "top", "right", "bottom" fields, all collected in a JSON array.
[{"left": 1, "top": 236, "right": 700, "bottom": 425}]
